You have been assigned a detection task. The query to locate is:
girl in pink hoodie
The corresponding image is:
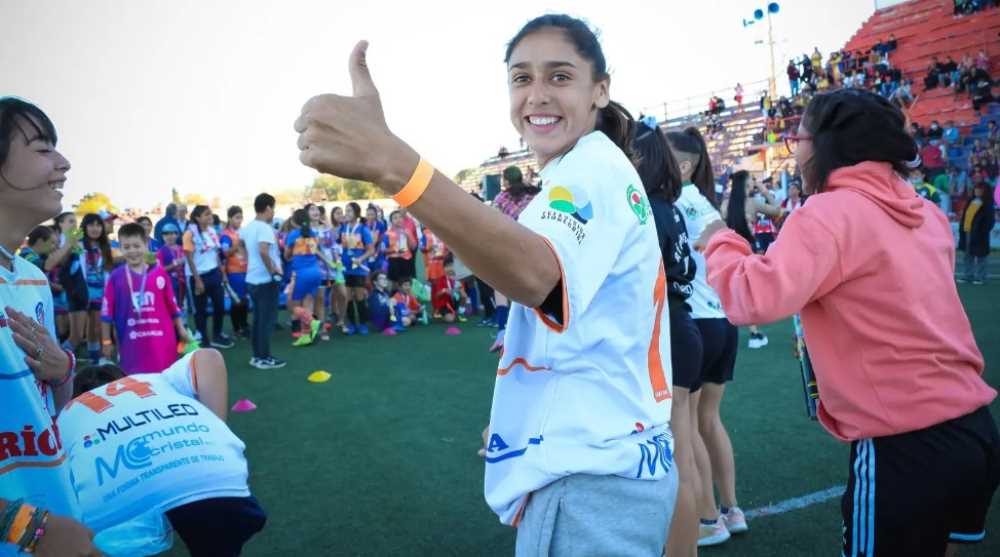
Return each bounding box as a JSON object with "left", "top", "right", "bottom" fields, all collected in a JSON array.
[{"left": 699, "top": 89, "right": 998, "bottom": 557}]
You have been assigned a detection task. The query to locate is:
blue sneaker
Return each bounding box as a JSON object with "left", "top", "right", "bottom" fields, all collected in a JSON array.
[
  {"left": 358, "top": 324, "right": 369, "bottom": 336},
  {"left": 344, "top": 324, "right": 356, "bottom": 336},
  {"left": 393, "top": 324, "right": 407, "bottom": 333}
]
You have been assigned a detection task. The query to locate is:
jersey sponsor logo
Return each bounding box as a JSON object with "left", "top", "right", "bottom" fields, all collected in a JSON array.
[
  {"left": 156, "top": 276, "right": 166, "bottom": 290},
  {"left": 627, "top": 185, "right": 651, "bottom": 225},
  {"left": 82, "top": 404, "right": 202, "bottom": 447},
  {"left": 635, "top": 432, "right": 673, "bottom": 478},
  {"left": 94, "top": 422, "right": 211, "bottom": 486},
  {"left": 35, "top": 301, "right": 45, "bottom": 327},
  {"left": 0, "top": 310, "right": 8, "bottom": 329},
  {"left": 0, "top": 423, "right": 65, "bottom": 472},
  {"left": 547, "top": 186, "right": 593, "bottom": 224}
]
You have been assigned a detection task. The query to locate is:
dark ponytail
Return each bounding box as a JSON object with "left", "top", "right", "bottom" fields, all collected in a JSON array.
[
  {"left": 505, "top": 14, "right": 634, "bottom": 159},
  {"left": 725, "top": 171, "right": 754, "bottom": 243},
  {"left": 502, "top": 166, "right": 541, "bottom": 199},
  {"left": 802, "top": 88, "right": 918, "bottom": 193},
  {"left": 292, "top": 208, "right": 312, "bottom": 238},
  {"left": 666, "top": 127, "right": 717, "bottom": 208}
]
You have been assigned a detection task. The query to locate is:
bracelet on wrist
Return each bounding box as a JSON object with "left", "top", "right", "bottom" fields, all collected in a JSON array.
[
  {"left": 0, "top": 499, "right": 23, "bottom": 543},
  {"left": 47, "top": 349, "right": 76, "bottom": 387},
  {"left": 22, "top": 510, "right": 48, "bottom": 554},
  {"left": 392, "top": 158, "right": 435, "bottom": 208}
]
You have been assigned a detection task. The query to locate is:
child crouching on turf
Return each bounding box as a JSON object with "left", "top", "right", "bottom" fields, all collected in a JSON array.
[
  {"left": 392, "top": 278, "right": 428, "bottom": 327},
  {"left": 431, "top": 257, "right": 468, "bottom": 323},
  {"left": 58, "top": 348, "right": 266, "bottom": 557},
  {"left": 368, "top": 271, "right": 405, "bottom": 334}
]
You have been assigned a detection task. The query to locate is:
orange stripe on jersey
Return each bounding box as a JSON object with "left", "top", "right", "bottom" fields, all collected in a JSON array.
[
  {"left": 190, "top": 349, "right": 200, "bottom": 394},
  {"left": 496, "top": 358, "right": 550, "bottom": 376},
  {"left": 0, "top": 453, "right": 67, "bottom": 476},
  {"left": 647, "top": 262, "right": 671, "bottom": 402},
  {"left": 532, "top": 237, "right": 569, "bottom": 333},
  {"left": 511, "top": 494, "right": 532, "bottom": 528}
]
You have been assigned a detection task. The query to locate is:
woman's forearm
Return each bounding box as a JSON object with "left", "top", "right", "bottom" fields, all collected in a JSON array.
[{"left": 403, "top": 173, "right": 560, "bottom": 307}]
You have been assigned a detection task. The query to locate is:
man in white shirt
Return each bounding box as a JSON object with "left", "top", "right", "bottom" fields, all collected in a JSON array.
[{"left": 239, "top": 194, "right": 286, "bottom": 370}]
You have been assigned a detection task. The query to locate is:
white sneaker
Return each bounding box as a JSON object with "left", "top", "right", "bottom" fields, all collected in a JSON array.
[
  {"left": 698, "top": 520, "right": 731, "bottom": 546},
  {"left": 721, "top": 506, "right": 748, "bottom": 534},
  {"left": 757, "top": 333, "right": 769, "bottom": 347},
  {"left": 748, "top": 333, "right": 763, "bottom": 349},
  {"left": 249, "top": 357, "right": 266, "bottom": 370}
]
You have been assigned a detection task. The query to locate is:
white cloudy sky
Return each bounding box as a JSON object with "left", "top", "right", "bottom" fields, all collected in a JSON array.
[{"left": 2, "top": 0, "right": 875, "bottom": 210}]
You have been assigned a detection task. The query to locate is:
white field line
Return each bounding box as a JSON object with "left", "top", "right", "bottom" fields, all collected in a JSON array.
[{"left": 745, "top": 485, "right": 846, "bottom": 520}]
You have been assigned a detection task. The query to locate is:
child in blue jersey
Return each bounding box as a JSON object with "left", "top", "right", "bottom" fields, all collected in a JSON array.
[
  {"left": 63, "top": 349, "right": 266, "bottom": 556},
  {"left": 367, "top": 271, "right": 405, "bottom": 334},
  {"left": 0, "top": 97, "right": 99, "bottom": 556},
  {"left": 284, "top": 208, "right": 331, "bottom": 345},
  {"left": 365, "top": 205, "right": 387, "bottom": 272},
  {"left": 61, "top": 212, "right": 115, "bottom": 362},
  {"left": 337, "top": 202, "right": 375, "bottom": 335}
]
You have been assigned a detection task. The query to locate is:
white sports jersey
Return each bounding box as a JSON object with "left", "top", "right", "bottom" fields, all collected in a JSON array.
[
  {"left": 676, "top": 184, "right": 727, "bottom": 319},
  {"left": 58, "top": 352, "right": 250, "bottom": 532},
  {"left": 0, "top": 256, "right": 80, "bottom": 557},
  {"left": 484, "top": 131, "right": 674, "bottom": 526}
]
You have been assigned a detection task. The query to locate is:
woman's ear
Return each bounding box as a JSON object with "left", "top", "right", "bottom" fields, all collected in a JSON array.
[{"left": 593, "top": 78, "right": 610, "bottom": 110}]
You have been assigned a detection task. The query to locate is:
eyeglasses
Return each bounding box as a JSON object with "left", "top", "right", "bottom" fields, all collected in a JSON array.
[{"left": 784, "top": 133, "right": 813, "bottom": 153}]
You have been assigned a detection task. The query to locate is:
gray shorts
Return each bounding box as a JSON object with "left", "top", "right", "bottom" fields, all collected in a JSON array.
[{"left": 515, "top": 470, "right": 678, "bottom": 557}]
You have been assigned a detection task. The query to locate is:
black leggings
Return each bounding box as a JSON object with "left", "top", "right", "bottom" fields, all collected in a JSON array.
[
  {"left": 167, "top": 496, "right": 266, "bottom": 557},
  {"left": 191, "top": 268, "right": 226, "bottom": 344}
]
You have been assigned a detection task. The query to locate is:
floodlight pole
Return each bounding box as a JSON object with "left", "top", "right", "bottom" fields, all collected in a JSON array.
[{"left": 767, "top": 10, "right": 777, "bottom": 99}]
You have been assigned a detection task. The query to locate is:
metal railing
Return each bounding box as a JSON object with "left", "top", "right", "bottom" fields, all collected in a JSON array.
[{"left": 640, "top": 79, "right": 771, "bottom": 123}]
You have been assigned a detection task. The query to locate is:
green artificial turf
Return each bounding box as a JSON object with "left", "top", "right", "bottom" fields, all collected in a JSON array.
[{"left": 163, "top": 284, "right": 999, "bottom": 556}]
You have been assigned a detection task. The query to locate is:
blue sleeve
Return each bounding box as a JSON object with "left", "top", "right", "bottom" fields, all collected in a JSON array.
[
  {"left": 220, "top": 235, "right": 233, "bottom": 250},
  {"left": 286, "top": 229, "right": 301, "bottom": 246},
  {"left": 361, "top": 227, "right": 373, "bottom": 246}
]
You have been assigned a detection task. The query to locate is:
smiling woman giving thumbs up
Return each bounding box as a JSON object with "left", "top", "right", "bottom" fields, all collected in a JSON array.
[{"left": 296, "top": 16, "right": 679, "bottom": 556}]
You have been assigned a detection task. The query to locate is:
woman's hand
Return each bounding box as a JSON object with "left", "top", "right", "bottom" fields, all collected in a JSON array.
[
  {"left": 5, "top": 306, "right": 70, "bottom": 384},
  {"left": 194, "top": 279, "right": 205, "bottom": 296},
  {"left": 34, "top": 513, "right": 102, "bottom": 557},
  {"left": 101, "top": 343, "right": 114, "bottom": 360},
  {"left": 294, "top": 41, "right": 418, "bottom": 193},
  {"left": 694, "top": 218, "right": 729, "bottom": 253}
]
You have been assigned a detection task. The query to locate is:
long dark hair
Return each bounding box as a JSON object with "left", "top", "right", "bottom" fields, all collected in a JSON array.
[
  {"left": 802, "top": 88, "right": 917, "bottom": 193},
  {"left": 725, "top": 171, "right": 754, "bottom": 243},
  {"left": 0, "top": 97, "right": 57, "bottom": 172},
  {"left": 634, "top": 122, "right": 683, "bottom": 202},
  {"left": 504, "top": 14, "right": 635, "bottom": 160},
  {"left": 345, "top": 202, "right": 362, "bottom": 224},
  {"left": 79, "top": 213, "right": 113, "bottom": 271},
  {"left": 502, "top": 166, "right": 541, "bottom": 199},
  {"left": 666, "top": 127, "right": 717, "bottom": 207},
  {"left": 292, "top": 208, "right": 313, "bottom": 238},
  {"left": 54, "top": 211, "right": 75, "bottom": 231},
  {"left": 190, "top": 205, "right": 211, "bottom": 231}
]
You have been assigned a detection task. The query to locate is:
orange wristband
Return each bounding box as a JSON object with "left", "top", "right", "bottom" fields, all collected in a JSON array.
[
  {"left": 392, "top": 158, "right": 434, "bottom": 208},
  {"left": 6, "top": 504, "right": 35, "bottom": 544}
]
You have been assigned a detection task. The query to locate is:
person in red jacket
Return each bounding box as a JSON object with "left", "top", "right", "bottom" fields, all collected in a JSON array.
[{"left": 698, "top": 89, "right": 998, "bottom": 557}]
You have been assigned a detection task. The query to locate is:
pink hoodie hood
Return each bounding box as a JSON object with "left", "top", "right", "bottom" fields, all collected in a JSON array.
[
  {"left": 706, "top": 161, "right": 994, "bottom": 441},
  {"left": 826, "top": 162, "right": 925, "bottom": 229}
]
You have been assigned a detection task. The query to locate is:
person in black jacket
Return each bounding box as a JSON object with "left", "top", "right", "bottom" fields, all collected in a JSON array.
[
  {"left": 958, "top": 182, "right": 996, "bottom": 285},
  {"left": 634, "top": 118, "right": 705, "bottom": 554}
]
